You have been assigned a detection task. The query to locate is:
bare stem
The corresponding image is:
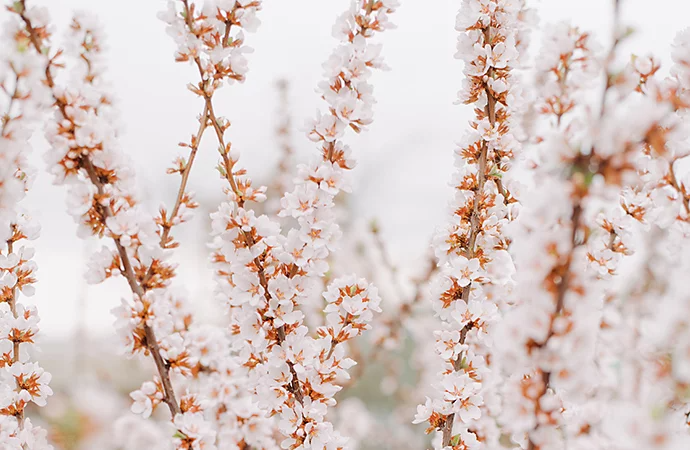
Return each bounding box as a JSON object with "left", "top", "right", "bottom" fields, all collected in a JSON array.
[{"left": 160, "top": 104, "right": 209, "bottom": 248}]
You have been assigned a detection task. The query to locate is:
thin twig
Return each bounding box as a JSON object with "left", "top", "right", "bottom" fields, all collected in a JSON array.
[
  {"left": 159, "top": 104, "right": 209, "bottom": 248},
  {"left": 5, "top": 235, "right": 25, "bottom": 433}
]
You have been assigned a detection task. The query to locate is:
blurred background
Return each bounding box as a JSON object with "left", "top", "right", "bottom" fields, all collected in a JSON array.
[{"left": 5, "top": 0, "right": 688, "bottom": 447}]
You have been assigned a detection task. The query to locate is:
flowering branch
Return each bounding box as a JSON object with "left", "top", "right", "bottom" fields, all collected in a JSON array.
[
  {"left": 5, "top": 1, "right": 690, "bottom": 449},
  {"left": 492, "top": 7, "right": 678, "bottom": 449},
  {"left": 415, "top": 1, "right": 522, "bottom": 447},
  {"left": 208, "top": 1, "right": 399, "bottom": 447},
  {"left": 18, "top": 9, "right": 187, "bottom": 422},
  {"left": 1, "top": 3, "right": 53, "bottom": 449}
]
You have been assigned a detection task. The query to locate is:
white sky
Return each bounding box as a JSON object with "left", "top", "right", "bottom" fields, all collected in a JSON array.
[{"left": 8, "top": 0, "right": 685, "bottom": 337}]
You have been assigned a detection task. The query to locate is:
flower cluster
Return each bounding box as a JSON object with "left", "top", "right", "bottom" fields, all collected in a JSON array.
[
  {"left": 160, "top": 0, "right": 261, "bottom": 87},
  {"left": 587, "top": 29, "right": 690, "bottom": 449},
  {"left": 9, "top": 1, "right": 690, "bottom": 449},
  {"left": 58, "top": 2, "right": 272, "bottom": 447},
  {"left": 157, "top": 0, "right": 264, "bottom": 252},
  {"left": 0, "top": 3, "right": 53, "bottom": 449},
  {"left": 209, "top": 1, "right": 398, "bottom": 447},
  {"left": 416, "top": 1, "right": 523, "bottom": 447},
  {"left": 158, "top": 1, "right": 279, "bottom": 447},
  {"left": 491, "top": 23, "right": 604, "bottom": 450},
  {"left": 493, "top": 16, "right": 678, "bottom": 450},
  {"left": 15, "top": 6, "right": 217, "bottom": 448}
]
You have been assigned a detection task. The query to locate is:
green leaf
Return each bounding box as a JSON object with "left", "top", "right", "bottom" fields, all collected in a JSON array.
[
  {"left": 621, "top": 26, "right": 636, "bottom": 40},
  {"left": 569, "top": 162, "right": 595, "bottom": 188},
  {"left": 451, "top": 434, "right": 462, "bottom": 446},
  {"left": 489, "top": 166, "right": 503, "bottom": 179},
  {"left": 458, "top": 355, "right": 469, "bottom": 370},
  {"left": 173, "top": 430, "right": 188, "bottom": 439},
  {"left": 650, "top": 405, "right": 665, "bottom": 420}
]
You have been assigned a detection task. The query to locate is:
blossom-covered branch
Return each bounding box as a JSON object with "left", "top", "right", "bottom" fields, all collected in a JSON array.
[
  {"left": 415, "top": 1, "right": 522, "bottom": 447},
  {"left": 1, "top": 3, "right": 53, "bottom": 449},
  {"left": 14, "top": 4, "right": 221, "bottom": 448},
  {"left": 4, "top": 1, "right": 690, "bottom": 449},
  {"left": 154, "top": 0, "right": 262, "bottom": 251},
  {"left": 495, "top": 5, "right": 678, "bottom": 449},
  {"left": 209, "top": 0, "right": 398, "bottom": 447}
]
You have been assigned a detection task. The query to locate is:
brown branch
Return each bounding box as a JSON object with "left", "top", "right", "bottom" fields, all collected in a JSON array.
[
  {"left": 178, "top": 0, "right": 305, "bottom": 408},
  {"left": 5, "top": 235, "right": 25, "bottom": 432},
  {"left": 525, "top": 202, "right": 583, "bottom": 450},
  {"left": 1, "top": 73, "right": 21, "bottom": 137},
  {"left": 442, "top": 25, "right": 497, "bottom": 448},
  {"left": 160, "top": 104, "right": 209, "bottom": 248},
  {"left": 139, "top": 104, "right": 210, "bottom": 288},
  {"left": 18, "top": 2, "right": 181, "bottom": 418},
  {"left": 81, "top": 159, "right": 181, "bottom": 416},
  {"left": 666, "top": 159, "right": 690, "bottom": 217},
  {"left": 180, "top": 0, "right": 242, "bottom": 198}
]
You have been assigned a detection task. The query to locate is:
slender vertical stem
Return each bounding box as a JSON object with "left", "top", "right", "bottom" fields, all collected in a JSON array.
[
  {"left": 5, "top": 236, "right": 25, "bottom": 434},
  {"left": 441, "top": 25, "right": 498, "bottom": 448}
]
